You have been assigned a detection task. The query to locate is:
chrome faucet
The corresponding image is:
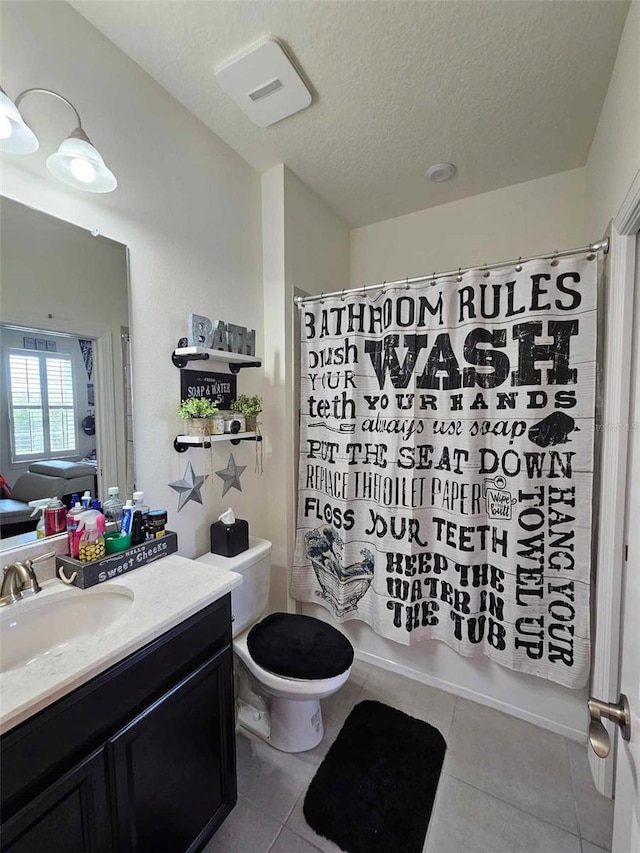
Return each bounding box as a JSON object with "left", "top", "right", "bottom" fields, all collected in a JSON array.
[{"left": 0, "top": 552, "right": 54, "bottom": 607}]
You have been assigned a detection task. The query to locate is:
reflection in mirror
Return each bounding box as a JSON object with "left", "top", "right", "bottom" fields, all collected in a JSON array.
[{"left": 0, "top": 198, "right": 132, "bottom": 551}]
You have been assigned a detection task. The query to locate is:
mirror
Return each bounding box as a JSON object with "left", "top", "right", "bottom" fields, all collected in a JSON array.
[{"left": 0, "top": 198, "right": 132, "bottom": 550}]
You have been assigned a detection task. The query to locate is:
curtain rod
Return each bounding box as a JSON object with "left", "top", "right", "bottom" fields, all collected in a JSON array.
[{"left": 294, "top": 238, "right": 609, "bottom": 307}]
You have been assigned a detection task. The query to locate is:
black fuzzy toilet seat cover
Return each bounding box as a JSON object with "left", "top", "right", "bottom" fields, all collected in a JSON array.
[{"left": 247, "top": 613, "right": 354, "bottom": 680}]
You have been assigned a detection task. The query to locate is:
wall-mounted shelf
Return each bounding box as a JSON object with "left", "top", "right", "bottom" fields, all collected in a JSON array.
[
  {"left": 172, "top": 344, "right": 261, "bottom": 373},
  {"left": 173, "top": 432, "right": 262, "bottom": 453}
]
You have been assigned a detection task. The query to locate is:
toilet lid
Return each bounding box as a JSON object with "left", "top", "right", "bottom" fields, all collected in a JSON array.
[{"left": 247, "top": 613, "right": 354, "bottom": 680}]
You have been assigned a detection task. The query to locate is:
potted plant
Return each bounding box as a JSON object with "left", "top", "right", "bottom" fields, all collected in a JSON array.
[
  {"left": 178, "top": 397, "right": 221, "bottom": 436},
  {"left": 230, "top": 395, "right": 263, "bottom": 431}
]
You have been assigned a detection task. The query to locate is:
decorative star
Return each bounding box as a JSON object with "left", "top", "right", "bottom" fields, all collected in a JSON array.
[
  {"left": 216, "top": 453, "right": 246, "bottom": 496},
  {"left": 168, "top": 462, "right": 208, "bottom": 511}
]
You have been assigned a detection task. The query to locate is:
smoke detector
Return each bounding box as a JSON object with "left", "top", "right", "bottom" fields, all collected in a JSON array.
[
  {"left": 426, "top": 162, "right": 457, "bottom": 182},
  {"left": 215, "top": 37, "right": 312, "bottom": 128}
]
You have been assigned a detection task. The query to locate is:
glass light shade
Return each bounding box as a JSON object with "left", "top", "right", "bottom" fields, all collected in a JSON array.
[
  {"left": 46, "top": 136, "right": 117, "bottom": 193},
  {"left": 0, "top": 90, "right": 39, "bottom": 154}
]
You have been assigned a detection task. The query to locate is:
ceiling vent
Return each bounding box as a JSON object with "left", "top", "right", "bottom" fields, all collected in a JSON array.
[{"left": 215, "top": 37, "right": 312, "bottom": 128}]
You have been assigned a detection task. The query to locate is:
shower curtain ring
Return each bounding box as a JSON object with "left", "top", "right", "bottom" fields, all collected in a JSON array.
[
  {"left": 380, "top": 280, "right": 386, "bottom": 295},
  {"left": 550, "top": 250, "right": 559, "bottom": 267},
  {"left": 587, "top": 243, "right": 596, "bottom": 261},
  {"left": 456, "top": 268, "right": 463, "bottom": 282},
  {"left": 405, "top": 278, "right": 410, "bottom": 291},
  {"left": 319, "top": 292, "right": 325, "bottom": 304},
  {"left": 482, "top": 265, "right": 490, "bottom": 278},
  {"left": 515, "top": 257, "right": 523, "bottom": 272},
  {"left": 341, "top": 289, "right": 346, "bottom": 301}
]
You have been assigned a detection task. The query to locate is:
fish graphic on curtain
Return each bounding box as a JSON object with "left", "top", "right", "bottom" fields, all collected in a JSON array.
[{"left": 292, "top": 257, "right": 598, "bottom": 689}]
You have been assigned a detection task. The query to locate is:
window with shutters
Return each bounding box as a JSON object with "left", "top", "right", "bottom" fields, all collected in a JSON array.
[{"left": 7, "top": 350, "right": 77, "bottom": 462}]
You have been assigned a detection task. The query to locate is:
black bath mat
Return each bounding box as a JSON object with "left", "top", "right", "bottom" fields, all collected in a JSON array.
[{"left": 303, "top": 700, "right": 446, "bottom": 853}]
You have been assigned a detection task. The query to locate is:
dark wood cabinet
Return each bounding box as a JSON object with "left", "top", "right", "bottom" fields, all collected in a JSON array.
[
  {"left": 1, "top": 595, "right": 237, "bottom": 853},
  {"left": 108, "top": 650, "right": 235, "bottom": 853},
  {"left": 1, "top": 748, "right": 111, "bottom": 853}
]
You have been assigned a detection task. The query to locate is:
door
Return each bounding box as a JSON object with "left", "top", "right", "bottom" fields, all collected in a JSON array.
[
  {"left": 0, "top": 747, "right": 111, "bottom": 853},
  {"left": 107, "top": 648, "right": 236, "bottom": 853},
  {"left": 612, "top": 230, "right": 640, "bottom": 853}
]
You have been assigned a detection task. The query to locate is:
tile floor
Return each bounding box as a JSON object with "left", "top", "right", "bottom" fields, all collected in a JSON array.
[{"left": 204, "top": 661, "right": 614, "bottom": 853}]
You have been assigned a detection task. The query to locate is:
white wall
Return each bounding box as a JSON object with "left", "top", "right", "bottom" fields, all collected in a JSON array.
[
  {"left": 0, "top": 1, "right": 266, "bottom": 557},
  {"left": 351, "top": 167, "right": 588, "bottom": 287},
  {"left": 332, "top": 166, "right": 591, "bottom": 739},
  {"left": 586, "top": 1, "right": 640, "bottom": 238},
  {"left": 262, "top": 165, "right": 350, "bottom": 609}
]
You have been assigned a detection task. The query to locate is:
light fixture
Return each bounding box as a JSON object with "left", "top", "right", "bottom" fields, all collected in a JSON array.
[
  {"left": 0, "top": 88, "right": 39, "bottom": 153},
  {"left": 426, "top": 162, "right": 457, "bottom": 182},
  {"left": 0, "top": 86, "right": 117, "bottom": 193}
]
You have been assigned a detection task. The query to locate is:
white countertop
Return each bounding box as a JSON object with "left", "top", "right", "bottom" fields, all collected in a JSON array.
[{"left": 0, "top": 554, "right": 242, "bottom": 734}]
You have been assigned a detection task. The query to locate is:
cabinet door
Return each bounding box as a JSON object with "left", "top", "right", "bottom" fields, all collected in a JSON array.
[
  {"left": 1, "top": 747, "right": 111, "bottom": 853},
  {"left": 108, "top": 647, "right": 236, "bottom": 853}
]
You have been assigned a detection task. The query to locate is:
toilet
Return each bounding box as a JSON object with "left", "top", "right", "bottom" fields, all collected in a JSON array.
[{"left": 197, "top": 537, "right": 354, "bottom": 752}]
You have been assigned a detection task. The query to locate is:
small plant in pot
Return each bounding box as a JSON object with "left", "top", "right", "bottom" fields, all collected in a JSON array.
[
  {"left": 230, "top": 395, "right": 263, "bottom": 431},
  {"left": 178, "top": 397, "right": 220, "bottom": 437}
]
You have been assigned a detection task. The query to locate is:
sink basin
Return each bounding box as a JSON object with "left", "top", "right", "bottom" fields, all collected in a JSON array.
[{"left": 0, "top": 585, "right": 134, "bottom": 673}]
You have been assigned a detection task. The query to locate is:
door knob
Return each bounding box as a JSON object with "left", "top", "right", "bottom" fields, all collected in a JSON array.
[{"left": 587, "top": 694, "right": 631, "bottom": 758}]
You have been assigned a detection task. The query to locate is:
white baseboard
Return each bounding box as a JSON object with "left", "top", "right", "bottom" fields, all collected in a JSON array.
[{"left": 353, "top": 648, "right": 586, "bottom": 744}]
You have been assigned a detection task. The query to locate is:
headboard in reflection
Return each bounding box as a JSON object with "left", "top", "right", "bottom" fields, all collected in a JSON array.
[{"left": 0, "top": 197, "right": 132, "bottom": 550}]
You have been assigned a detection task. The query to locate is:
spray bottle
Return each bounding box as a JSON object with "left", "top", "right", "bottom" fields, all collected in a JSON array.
[
  {"left": 66, "top": 501, "right": 85, "bottom": 559},
  {"left": 28, "top": 499, "right": 51, "bottom": 539}
]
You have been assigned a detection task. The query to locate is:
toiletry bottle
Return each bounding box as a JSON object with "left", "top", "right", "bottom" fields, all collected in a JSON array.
[
  {"left": 132, "top": 491, "right": 150, "bottom": 538},
  {"left": 81, "top": 491, "right": 92, "bottom": 511},
  {"left": 103, "top": 486, "right": 124, "bottom": 525},
  {"left": 44, "top": 497, "right": 67, "bottom": 537},
  {"left": 28, "top": 499, "right": 50, "bottom": 539},
  {"left": 120, "top": 500, "right": 134, "bottom": 535},
  {"left": 70, "top": 492, "right": 80, "bottom": 508},
  {"left": 78, "top": 513, "right": 105, "bottom": 562},
  {"left": 66, "top": 501, "right": 84, "bottom": 558},
  {"left": 90, "top": 497, "right": 102, "bottom": 513}
]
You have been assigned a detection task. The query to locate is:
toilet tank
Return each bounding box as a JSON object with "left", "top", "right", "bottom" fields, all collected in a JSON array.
[{"left": 196, "top": 537, "right": 272, "bottom": 637}]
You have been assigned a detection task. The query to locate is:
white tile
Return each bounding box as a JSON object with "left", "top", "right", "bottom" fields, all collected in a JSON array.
[
  {"left": 285, "top": 791, "right": 347, "bottom": 853},
  {"left": 269, "top": 826, "right": 325, "bottom": 853},
  {"left": 202, "top": 795, "right": 282, "bottom": 853},
  {"left": 567, "top": 741, "right": 614, "bottom": 849},
  {"left": 358, "top": 664, "right": 457, "bottom": 738},
  {"left": 425, "top": 775, "right": 582, "bottom": 853},
  {"left": 581, "top": 841, "right": 610, "bottom": 853},
  {"left": 235, "top": 731, "right": 316, "bottom": 822},
  {"left": 444, "top": 698, "right": 578, "bottom": 833}
]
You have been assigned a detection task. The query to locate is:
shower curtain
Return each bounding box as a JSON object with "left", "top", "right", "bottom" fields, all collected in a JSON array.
[{"left": 292, "top": 257, "right": 597, "bottom": 688}]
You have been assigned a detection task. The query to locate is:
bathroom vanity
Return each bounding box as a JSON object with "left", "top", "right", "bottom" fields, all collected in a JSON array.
[{"left": 0, "top": 555, "right": 242, "bottom": 853}]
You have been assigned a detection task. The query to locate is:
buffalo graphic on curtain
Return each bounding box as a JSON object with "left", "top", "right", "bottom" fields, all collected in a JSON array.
[{"left": 292, "top": 258, "right": 597, "bottom": 689}]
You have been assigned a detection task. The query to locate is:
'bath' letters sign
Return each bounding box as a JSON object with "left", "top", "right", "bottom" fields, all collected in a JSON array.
[
  {"left": 189, "top": 313, "right": 256, "bottom": 356},
  {"left": 292, "top": 258, "right": 597, "bottom": 688}
]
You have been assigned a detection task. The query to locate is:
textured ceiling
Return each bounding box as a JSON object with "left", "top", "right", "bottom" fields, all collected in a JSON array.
[{"left": 70, "top": 0, "right": 630, "bottom": 227}]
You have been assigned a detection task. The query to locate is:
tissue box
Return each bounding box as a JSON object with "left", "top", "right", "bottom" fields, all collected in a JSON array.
[{"left": 210, "top": 519, "right": 249, "bottom": 557}]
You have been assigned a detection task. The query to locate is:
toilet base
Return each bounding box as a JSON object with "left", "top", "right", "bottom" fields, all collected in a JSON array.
[{"left": 238, "top": 696, "right": 324, "bottom": 753}]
